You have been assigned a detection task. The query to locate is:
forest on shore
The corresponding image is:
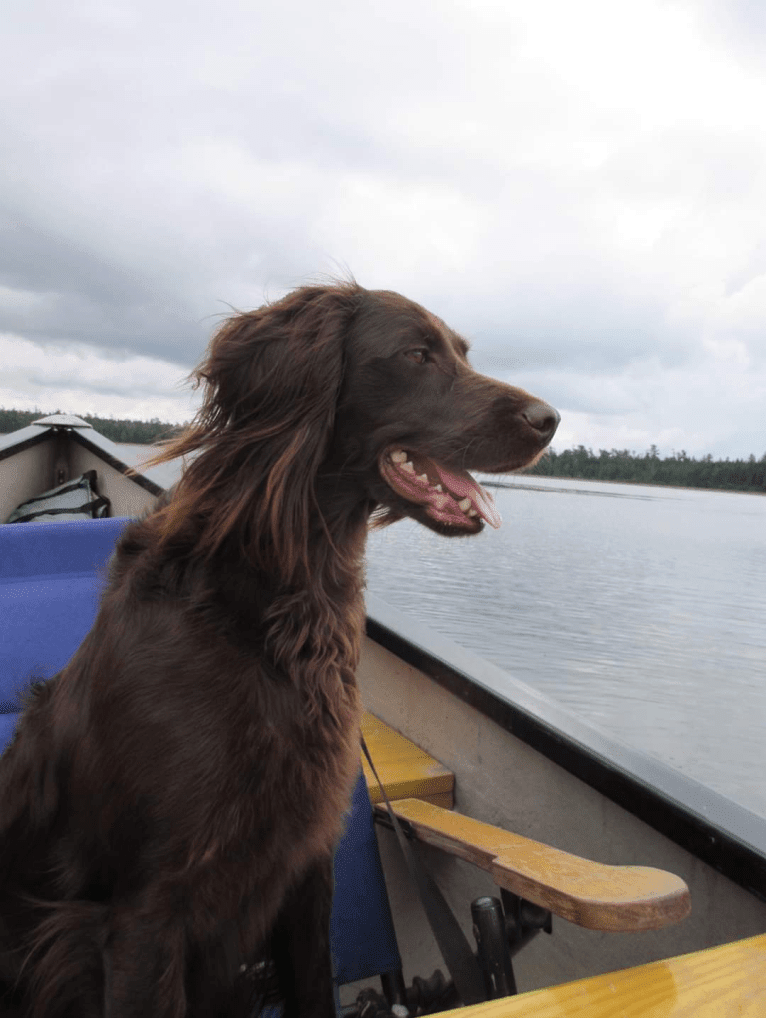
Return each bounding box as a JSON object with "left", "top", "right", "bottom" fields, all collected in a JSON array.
[
  {"left": 2, "top": 408, "right": 764, "bottom": 493},
  {"left": 526, "top": 444, "right": 765, "bottom": 493},
  {"left": 0, "top": 408, "right": 181, "bottom": 445}
]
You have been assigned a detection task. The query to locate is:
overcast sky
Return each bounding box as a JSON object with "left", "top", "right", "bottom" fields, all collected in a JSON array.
[{"left": 2, "top": 0, "right": 765, "bottom": 458}]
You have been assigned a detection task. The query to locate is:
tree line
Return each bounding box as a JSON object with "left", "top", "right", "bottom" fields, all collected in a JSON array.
[
  {"left": 0, "top": 408, "right": 184, "bottom": 445},
  {"left": 525, "top": 445, "right": 766, "bottom": 493},
  {"left": 2, "top": 408, "right": 763, "bottom": 493}
]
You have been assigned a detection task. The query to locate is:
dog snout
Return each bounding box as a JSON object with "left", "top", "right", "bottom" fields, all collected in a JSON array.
[{"left": 521, "top": 400, "right": 560, "bottom": 444}]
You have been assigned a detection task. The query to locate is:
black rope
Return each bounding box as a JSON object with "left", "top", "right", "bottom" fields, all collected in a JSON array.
[{"left": 360, "top": 736, "right": 485, "bottom": 1006}]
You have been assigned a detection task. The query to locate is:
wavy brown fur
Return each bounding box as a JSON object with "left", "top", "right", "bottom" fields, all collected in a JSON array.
[{"left": 0, "top": 281, "right": 558, "bottom": 1017}]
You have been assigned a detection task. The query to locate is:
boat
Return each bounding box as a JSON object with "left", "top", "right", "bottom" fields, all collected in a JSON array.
[
  {"left": 1, "top": 413, "right": 765, "bottom": 1015},
  {"left": 0, "top": 413, "right": 166, "bottom": 522}
]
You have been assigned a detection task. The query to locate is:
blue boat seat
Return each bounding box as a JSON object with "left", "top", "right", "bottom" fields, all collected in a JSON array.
[
  {"left": 0, "top": 517, "right": 128, "bottom": 710},
  {"left": 0, "top": 517, "right": 401, "bottom": 998}
]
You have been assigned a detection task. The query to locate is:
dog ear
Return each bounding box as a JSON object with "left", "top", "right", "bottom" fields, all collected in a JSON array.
[
  {"left": 150, "top": 284, "right": 362, "bottom": 583},
  {"left": 203, "top": 285, "right": 350, "bottom": 442}
]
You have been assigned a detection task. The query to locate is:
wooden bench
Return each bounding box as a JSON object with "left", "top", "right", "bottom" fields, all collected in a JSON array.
[
  {"left": 373, "top": 798, "right": 689, "bottom": 932},
  {"left": 362, "top": 712, "right": 690, "bottom": 933},
  {"left": 361, "top": 711, "right": 454, "bottom": 809},
  {"left": 445, "top": 933, "right": 766, "bottom": 1016}
]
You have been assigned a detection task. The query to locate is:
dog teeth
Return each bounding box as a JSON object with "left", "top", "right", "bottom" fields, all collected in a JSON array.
[
  {"left": 390, "top": 450, "right": 408, "bottom": 463},
  {"left": 417, "top": 473, "right": 428, "bottom": 483},
  {"left": 401, "top": 461, "right": 415, "bottom": 473},
  {"left": 468, "top": 508, "right": 479, "bottom": 517},
  {"left": 458, "top": 498, "right": 472, "bottom": 512},
  {"left": 433, "top": 483, "right": 443, "bottom": 492}
]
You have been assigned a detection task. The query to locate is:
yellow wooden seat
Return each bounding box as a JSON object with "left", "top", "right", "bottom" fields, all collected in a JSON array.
[
  {"left": 373, "top": 797, "right": 690, "bottom": 932},
  {"left": 361, "top": 711, "right": 454, "bottom": 809},
  {"left": 442, "top": 933, "right": 766, "bottom": 1016},
  {"left": 363, "top": 712, "right": 690, "bottom": 934}
]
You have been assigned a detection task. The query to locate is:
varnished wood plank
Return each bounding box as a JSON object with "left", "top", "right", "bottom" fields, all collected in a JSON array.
[
  {"left": 361, "top": 712, "right": 454, "bottom": 808},
  {"left": 375, "top": 797, "right": 690, "bottom": 932},
  {"left": 442, "top": 933, "right": 766, "bottom": 1017}
]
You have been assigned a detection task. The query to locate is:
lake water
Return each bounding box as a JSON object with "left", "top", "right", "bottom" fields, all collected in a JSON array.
[
  {"left": 366, "top": 477, "right": 766, "bottom": 819},
  {"left": 120, "top": 444, "right": 766, "bottom": 819}
]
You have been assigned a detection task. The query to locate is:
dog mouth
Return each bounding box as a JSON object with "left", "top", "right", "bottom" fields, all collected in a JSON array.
[{"left": 378, "top": 448, "right": 502, "bottom": 531}]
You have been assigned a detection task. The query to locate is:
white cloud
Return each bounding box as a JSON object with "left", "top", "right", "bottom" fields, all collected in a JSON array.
[
  {"left": 1, "top": 0, "right": 765, "bottom": 455},
  {"left": 0, "top": 331, "right": 199, "bottom": 423}
]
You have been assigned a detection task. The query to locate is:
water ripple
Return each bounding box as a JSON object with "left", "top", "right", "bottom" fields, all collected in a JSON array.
[{"left": 367, "top": 479, "right": 766, "bottom": 817}]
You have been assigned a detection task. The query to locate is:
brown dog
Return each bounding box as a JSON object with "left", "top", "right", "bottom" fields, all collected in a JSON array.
[{"left": 0, "top": 282, "right": 558, "bottom": 1017}]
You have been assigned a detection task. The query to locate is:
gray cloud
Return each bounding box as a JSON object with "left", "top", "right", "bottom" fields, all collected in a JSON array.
[{"left": 1, "top": 0, "right": 765, "bottom": 456}]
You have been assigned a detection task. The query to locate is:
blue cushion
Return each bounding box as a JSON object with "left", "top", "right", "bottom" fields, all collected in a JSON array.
[
  {"left": 0, "top": 712, "right": 19, "bottom": 749},
  {"left": 0, "top": 518, "right": 131, "bottom": 709},
  {"left": 0, "top": 516, "right": 401, "bottom": 986},
  {"left": 332, "top": 770, "right": 402, "bottom": 983}
]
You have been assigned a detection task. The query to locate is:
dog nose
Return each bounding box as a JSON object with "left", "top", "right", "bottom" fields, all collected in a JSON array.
[{"left": 521, "top": 400, "right": 560, "bottom": 443}]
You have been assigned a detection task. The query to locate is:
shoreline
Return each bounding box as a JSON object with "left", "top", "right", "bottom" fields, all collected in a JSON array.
[{"left": 484, "top": 474, "right": 766, "bottom": 496}]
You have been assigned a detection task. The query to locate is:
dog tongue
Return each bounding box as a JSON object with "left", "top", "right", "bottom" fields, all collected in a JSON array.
[{"left": 433, "top": 462, "right": 503, "bottom": 529}]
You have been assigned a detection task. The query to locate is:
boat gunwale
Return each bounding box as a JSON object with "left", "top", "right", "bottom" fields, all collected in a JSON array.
[
  {"left": 365, "top": 592, "right": 766, "bottom": 905},
  {"left": 68, "top": 427, "right": 165, "bottom": 497},
  {"left": 0, "top": 425, "right": 52, "bottom": 462}
]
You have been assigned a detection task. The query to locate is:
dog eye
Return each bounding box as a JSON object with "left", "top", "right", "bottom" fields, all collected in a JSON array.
[{"left": 404, "top": 349, "right": 429, "bottom": 364}]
